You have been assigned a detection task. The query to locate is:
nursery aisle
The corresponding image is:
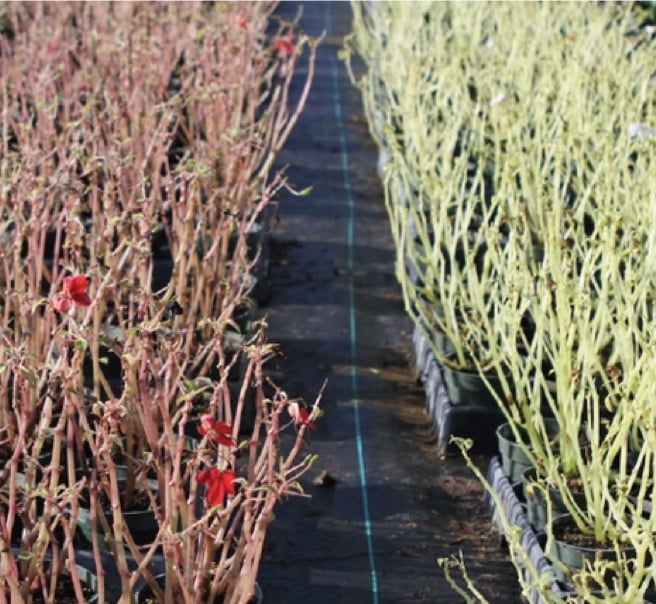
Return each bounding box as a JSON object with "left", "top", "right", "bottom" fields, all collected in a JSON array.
[{"left": 258, "top": 3, "right": 521, "bottom": 603}]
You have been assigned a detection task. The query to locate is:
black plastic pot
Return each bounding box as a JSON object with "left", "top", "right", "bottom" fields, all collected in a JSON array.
[
  {"left": 496, "top": 423, "right": 532, "bottom": 484},
  {"left": 522, "top": 467, "right": 588, "bottom": 532},
  {"left": 77, "top": 466, "right": 159, "bottom": 549},
  {"left": 496, "top": 419, "right": 559, "bottom": 484},
  {"left": 441, "top": 361, "right": 506, "bottom": 408},
  {"left": 547, "top": 513, "right": 635, "bottom": 588},
  {"left": 74, "top": 564, "right": 101, "bottom": 604}
]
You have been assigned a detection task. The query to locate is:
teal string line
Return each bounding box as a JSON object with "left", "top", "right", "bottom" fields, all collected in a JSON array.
[{"left": 325, "top": 4, "right": 380, "bottom": 602}]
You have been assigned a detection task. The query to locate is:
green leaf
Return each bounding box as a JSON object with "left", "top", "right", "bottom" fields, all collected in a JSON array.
[
  {"left": 18, "top": 366, "right": 38, "bottom": 387},
  {"left": 32, "top": 297, "right": 48, "bottom": 312}
]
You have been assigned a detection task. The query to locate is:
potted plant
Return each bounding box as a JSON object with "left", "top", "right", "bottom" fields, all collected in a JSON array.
[
  {"left": 0, "top": 2, "right": 322, "bottom": 602},
  {"left": 346, "top": 1, "right": 656, "bottom": 600}
]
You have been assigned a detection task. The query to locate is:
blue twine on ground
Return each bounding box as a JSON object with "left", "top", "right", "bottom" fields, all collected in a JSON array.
[{"left": 324, "top": 4, "right": 380, "bottom": 602}]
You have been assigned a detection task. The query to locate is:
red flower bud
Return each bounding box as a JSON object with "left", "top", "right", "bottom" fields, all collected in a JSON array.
[
  {"left": 287, "top": 402, "right": 316, "bottom": 430},
  {"left": 51, "top": 295, "right": 73, "bottom": 313},
  {"left": 275, "top": 35, "right": 294, "bottom": 56}
]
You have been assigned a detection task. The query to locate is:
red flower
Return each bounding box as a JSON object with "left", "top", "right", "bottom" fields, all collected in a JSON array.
[
  {"left": 197, "top": 467, "right": 237, "bottom": 507},
  {"left": 63, "top": 275, "right": 91, "bottom": 306},
  {"left": 287, "top": 402, "right": 316, "bottom": 430},
  {"left": 52, "top": 274, "right": 92, "bottom": 313},
  {"left": 275, "top": 34, "right": 294, "bottom": 55},
  {"left": 51, "top": 295, "right": 73, "bottom": 313},
  {"left": 198, "top": 414, "right": 233, "bottom": 447},
  {"left": 235, "top": 14, "right": 247, "bottom": 29}
]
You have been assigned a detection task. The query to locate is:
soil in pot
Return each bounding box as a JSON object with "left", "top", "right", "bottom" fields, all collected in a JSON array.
[
  {"left": 77, "top": 467, "right": 159, "bottom": 548},
  {"left": 548, "top": 513, "right": 635, "bottom": 588}
]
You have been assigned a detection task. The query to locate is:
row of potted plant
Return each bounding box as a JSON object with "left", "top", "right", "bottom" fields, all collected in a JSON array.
[
  {"left": 345, "top": 1, "right": 656, "bottom": 601},
  {"left": 0, "top": 3, "right": 321, "bottom": 603}
]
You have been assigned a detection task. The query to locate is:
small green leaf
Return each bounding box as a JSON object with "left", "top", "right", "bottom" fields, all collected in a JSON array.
[
  {"left": 18, "top": 366, "right": 38, "bottom": 387},
  {"left": 32, "top": 297, "right": 48, "bottom": 312}
]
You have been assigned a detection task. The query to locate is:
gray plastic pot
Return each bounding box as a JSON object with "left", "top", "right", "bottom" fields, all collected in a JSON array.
[
  {"left": 496, "top": 418, "right": 559, "bottom": 485},
  {"left": 522, "top": 465, "right": 586, "bottom": 533},
  {"left": 441, "top": 361, "right": 506, "bottom": 408},
  {"left": 547, "top": 513, "right": 635, "bottom": 589}
]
